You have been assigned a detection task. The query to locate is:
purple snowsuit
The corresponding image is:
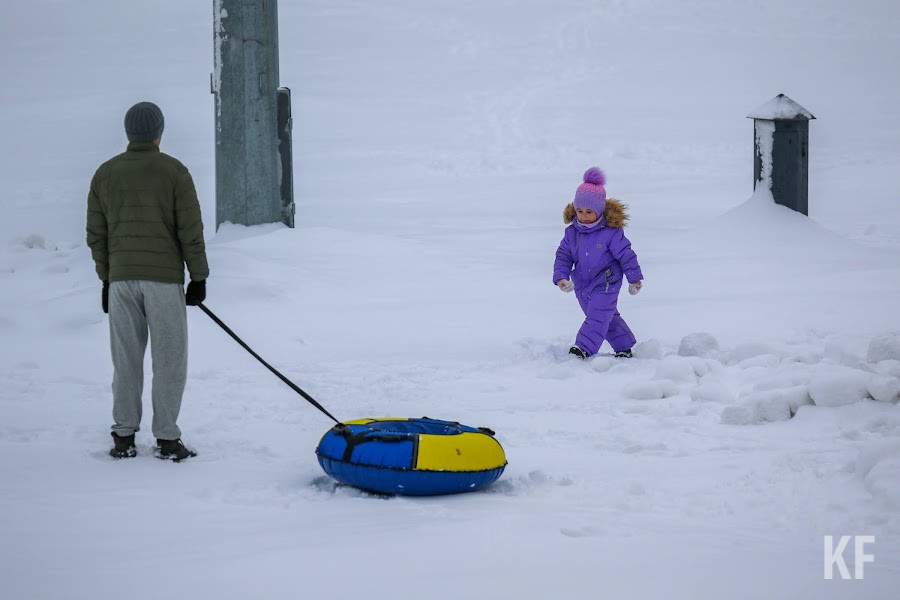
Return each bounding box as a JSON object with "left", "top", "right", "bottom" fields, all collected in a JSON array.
[{"left": 553, "top": 218, "right": 643, "bottom": 356}]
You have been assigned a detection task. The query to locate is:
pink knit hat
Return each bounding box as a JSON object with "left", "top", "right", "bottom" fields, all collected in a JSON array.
[{"left": 573, "top": 167, "right": 607, "bottom": 215}]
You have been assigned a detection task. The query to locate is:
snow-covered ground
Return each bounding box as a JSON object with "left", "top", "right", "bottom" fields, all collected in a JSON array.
[{"left": 1, "top": 1, "right": 899, "bottom": 598}]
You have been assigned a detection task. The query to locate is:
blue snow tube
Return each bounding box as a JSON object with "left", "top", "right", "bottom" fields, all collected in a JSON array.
[{"left": 316, "top": 417, "right": 507, "bottom": 496}]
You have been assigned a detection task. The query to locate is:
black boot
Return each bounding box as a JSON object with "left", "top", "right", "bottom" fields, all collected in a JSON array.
[
  {"left": 155, "top": 438, "right": 197, "bottom": 462},
  {"left": 614, "top": 348, "right": 633, "bottom": 358},
  {"left": 109, "top": 432, "right": 137, "bottom": 459},
  {"left": 568, "top": 345, "right": 589, "bottom": 359}
]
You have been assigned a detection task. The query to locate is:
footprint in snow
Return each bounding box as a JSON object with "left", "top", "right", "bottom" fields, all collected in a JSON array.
[{"left": 560, "top": 526, "right": 602, "bottom": 538}]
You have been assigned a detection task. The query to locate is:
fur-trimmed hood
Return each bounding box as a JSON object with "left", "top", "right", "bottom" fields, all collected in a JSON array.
[{"left": 563, "top": 198, "right": 628, "bottom": 228}]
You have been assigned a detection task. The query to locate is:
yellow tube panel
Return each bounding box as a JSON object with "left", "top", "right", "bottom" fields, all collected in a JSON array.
[{"left": 415, "top": 432, "right": 507, "bottom": 472}]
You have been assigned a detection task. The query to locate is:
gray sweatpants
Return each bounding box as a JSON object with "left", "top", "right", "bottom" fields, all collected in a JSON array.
[{"left": 109, "top": 280, "right": 187, "bottom": 440}]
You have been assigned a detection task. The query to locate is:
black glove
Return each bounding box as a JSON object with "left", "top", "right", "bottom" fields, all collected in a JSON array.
[
  {"left": 185, "top": 280, "right": 206, "bottom": 306},
  {"left": 102, "top": 281, "right": 109, "bottom": 314}
]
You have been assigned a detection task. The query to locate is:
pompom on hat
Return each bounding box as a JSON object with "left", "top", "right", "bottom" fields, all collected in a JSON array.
[
  {"left": 573, "top": 167, "right": 607, "bottom": 215},
  {"left": 124, "top": 101, "right": 165, "bottom": 143}
]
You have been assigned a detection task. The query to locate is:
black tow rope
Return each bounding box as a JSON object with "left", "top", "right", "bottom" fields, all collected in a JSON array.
[{"left": 197, "top": 303, "right": 344, "bottom": 426}]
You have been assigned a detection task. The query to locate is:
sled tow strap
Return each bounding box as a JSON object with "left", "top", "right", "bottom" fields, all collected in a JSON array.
[{"left": 197, "top": 303, "right": 343, "bottom": 426}]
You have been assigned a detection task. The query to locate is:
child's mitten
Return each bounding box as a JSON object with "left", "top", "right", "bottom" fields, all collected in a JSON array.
[
  {"left": 628, "top": 281, "right": 642, "bottom": 295},
  {"left": 557, "top": 279, "right": 574, "bottom": 293}
]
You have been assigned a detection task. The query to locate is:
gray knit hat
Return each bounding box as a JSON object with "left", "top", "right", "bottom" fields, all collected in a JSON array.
[{"left": 124, "top": 102, "right": 165, "bottom": 143}]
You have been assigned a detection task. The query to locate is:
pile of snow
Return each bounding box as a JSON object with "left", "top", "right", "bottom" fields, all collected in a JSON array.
[
  {"left": 633, "top": 339, "right": 664, "bottom": 360},
  {"left": 721, "top": 386, "right": 812, "bottom": 425},
  {"left": 654, "top": 355, "right": 704, "bottom": 382},
  {"left": 858, "top": 440, "right": 900, "bottom": 510},
  {"left": 677, "top": 332, "right": 719, "bottom": 359},
  {"left": 869, "top": 332, "right": 900, "bottom": 363},
  {"left": 725, "top": 341, "right": 783, "bottom": 366},
  {"left": 689, "top": 380, "right": 735, "bottom": 404},
  {"left": 869, "top": 375, "right": 900, "bottom": 403},
  {"left": 603, "top": 332, "right": 899, "bottom": 424},
  {"left": 808, "top": 367, "right": 871, "bottom": 408},
  {"left": 622, "top": 379, "right": 680, "bottom": 400}
]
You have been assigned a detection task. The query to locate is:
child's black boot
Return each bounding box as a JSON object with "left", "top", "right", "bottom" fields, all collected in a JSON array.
[
  {"left": 569, "top": 345, "right": 589, "bottom": 359},
  {"left": 614, "top": 348, "right": 633, "bottom": 358}
]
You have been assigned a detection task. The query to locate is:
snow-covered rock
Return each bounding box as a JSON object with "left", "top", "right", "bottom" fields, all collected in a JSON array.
[
  {"left": 867, "top": 375, "right": 900, "bottom": 403},
  {"left": 867, "top": 332, "right": 900, "bottom": 363},
  {"left": 622, "top": 380, "right": 680, "bottom": 400},
  {"left": 808, "top": 367, "right": 870, "bottom": 407},
  {"left": 677, "top": 332, "right": 719, "bottom": 359}
]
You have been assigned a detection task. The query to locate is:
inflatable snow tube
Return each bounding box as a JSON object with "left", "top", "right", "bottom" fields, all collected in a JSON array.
[{"left": 316, "top": 417, "right": 507, "bottom": 496}]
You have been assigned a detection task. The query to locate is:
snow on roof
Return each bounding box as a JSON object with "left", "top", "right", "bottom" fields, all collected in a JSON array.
[{"left": 747, "top": 94, "right": 816, "bottom": 120}]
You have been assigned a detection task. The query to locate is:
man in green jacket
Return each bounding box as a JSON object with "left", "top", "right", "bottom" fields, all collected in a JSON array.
[{"left": 87, "top": 101, "right": 209, "bottom": 462}]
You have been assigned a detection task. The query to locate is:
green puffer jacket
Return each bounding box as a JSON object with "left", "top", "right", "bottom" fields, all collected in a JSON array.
[{"left": 86, "top": 142, "right": 209, "bottom": 284}]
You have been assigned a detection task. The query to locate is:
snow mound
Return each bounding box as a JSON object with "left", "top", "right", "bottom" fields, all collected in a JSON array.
[
  {"left": 746, "top": 386, "right": 811, "bottom": 420},
  {"left": 857, "top": 442, "right": 900, "bottom": 510},
  {"left": 736, "top": 354, "right": 781, "bottom": 369},
  {"left": 591, "top": 357, "right": 618, "bottom": 373},
  {"left": 867, "top": 332, "right": 900, "bottom": 363},
  {"left": 754, "top": 398, "right": 793, "bottom": 423},
  {"left": 687, "top": 357, "right": 717, "bottom": 377},
  {"left": 623, "top": 380, "right": 680, "bottom": 400},
  {"left": 633, "top": 339, "right": 664, "bottom": 360},
  {"left": 677, "top": 332, "right": 719, "bottom": 359},
  {"left": 808, "top": 367, "right": 870, "bottom": 407},
  {"left": 653, "top": 356, "right": 700, "bottom": 382},
  {"left": 720, "top": 402, "right": 788, "bottom": 425},
  {"left": 874, "top": 359, "right": 900, "bottom": 378},
  {"left": 867, "top": 375, "right": 900, "bottom": 403},
  {"left": 16, "top": 234, "right": 55, "bottom": 251},
  {"left": 784, "top": 345, "right": 824, "bottom": 364},
  {"left": 726, "top": 341, "right": 782, "bottom": 365},
  {"left": 824, "top": 341, "right": 864, "bottom": 367},
  {"left": 720, "top": 405, "right": 756, "bottom": 425},
  {"left": 751, "top": 371, "right": 811, "bottom": 392},
  {"left": 690, "top": 380, "right": 734, "bottom": 404},
  {"left": 721, "top": 386, "right": 811, "bottom": 425}
]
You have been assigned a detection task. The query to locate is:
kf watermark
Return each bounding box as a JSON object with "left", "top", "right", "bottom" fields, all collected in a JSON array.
[{"left": 824, "top": 535, "right": 875, "bottom": 580}]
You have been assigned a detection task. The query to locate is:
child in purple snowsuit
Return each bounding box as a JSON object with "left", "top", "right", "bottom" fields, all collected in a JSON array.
[{"left": 553, "top": 167, "right": 643, "bottom": 359}]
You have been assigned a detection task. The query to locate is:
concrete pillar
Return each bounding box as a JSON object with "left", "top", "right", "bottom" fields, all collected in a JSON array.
[
  {"left": 212, "top": 0, "right": 294, "bottom": 229},
  {"left": 748, "top": 94, "right": 815, "bottom": 215}
]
